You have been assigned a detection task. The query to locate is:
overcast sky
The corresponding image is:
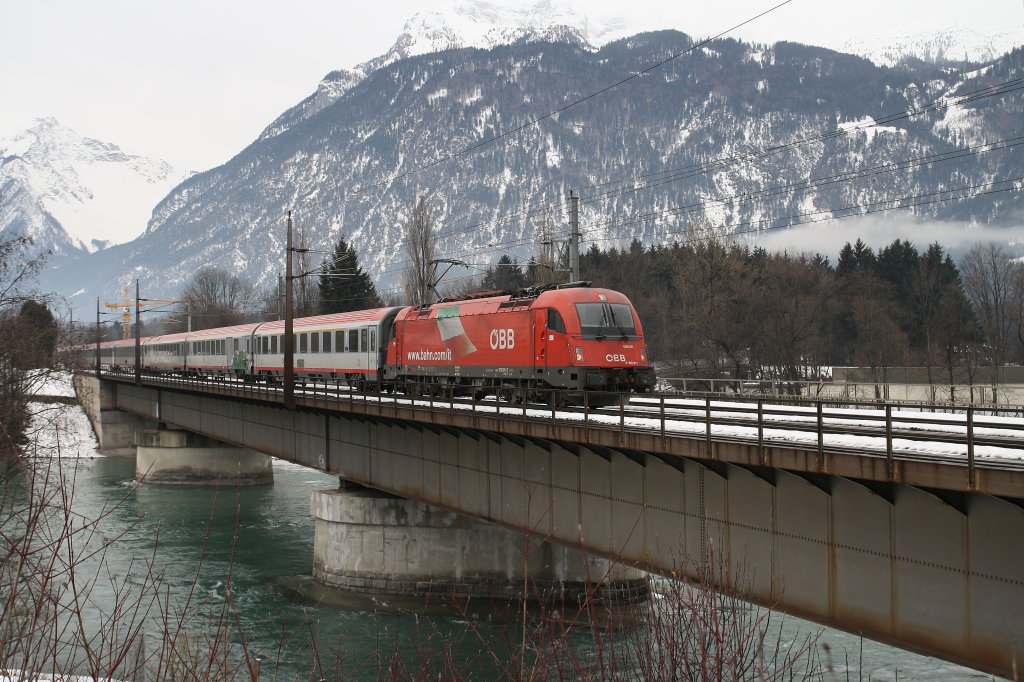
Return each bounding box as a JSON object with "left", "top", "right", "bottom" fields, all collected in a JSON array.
[{"left": 1, "top": 0, "right": 1021, "bottom": 171}]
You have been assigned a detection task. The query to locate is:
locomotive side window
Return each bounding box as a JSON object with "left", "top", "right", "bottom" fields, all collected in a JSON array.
[
  {"left": 336, "top": 331, "right": 344, "bottom": 352},
  {"left": 574, "top": 303, "right": 637, "bottom": 338},
  {"left": 271, "top": 336, "right": 278, "bottom": 354},
  {"left": 349, "top": 329, "right": 359, "bottom": 353},
  {"left": 547, "top": 309, "right": 566, "bottom": 333},
  {"left": 300, "top": 333, "right": 308, "bottom": 353},
  {"left": 322, "top": 332, "right": 331, "bottom": 353},
  {"left": 311, "top": 333, "right": 319, "bottom": 353}
]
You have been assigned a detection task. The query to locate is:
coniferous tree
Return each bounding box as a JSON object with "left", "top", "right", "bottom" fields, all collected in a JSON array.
[
  {"left": 11, "top": 300, "right": 58, "bottom": 369},
  {"left": 318, "top": 237, "right": 381, "bottom": 313},
  {"left": 480, "top": 255, "right": 526, "bottom": 292}
]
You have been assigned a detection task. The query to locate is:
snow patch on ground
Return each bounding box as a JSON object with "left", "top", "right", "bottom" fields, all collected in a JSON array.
[{"left": 837, "top": 116, "right": 905, "bottom": 143}]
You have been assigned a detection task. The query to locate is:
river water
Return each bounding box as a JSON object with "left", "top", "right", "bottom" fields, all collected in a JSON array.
[{"left": 10, "top": 399, "right": 1001, "bottom": 681}]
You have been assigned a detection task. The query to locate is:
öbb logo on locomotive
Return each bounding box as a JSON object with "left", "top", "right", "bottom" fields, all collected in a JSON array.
[{"left": 488, "top": 328, "right": 515, "bottom": 350}]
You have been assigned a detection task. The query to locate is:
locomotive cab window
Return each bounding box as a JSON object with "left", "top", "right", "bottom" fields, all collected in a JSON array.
[
  {"left": 547, "top": 309, "right": 566, "bottom": 334},
  {"left": 574, "top": 303, "right": 637, "bottom": 339}
]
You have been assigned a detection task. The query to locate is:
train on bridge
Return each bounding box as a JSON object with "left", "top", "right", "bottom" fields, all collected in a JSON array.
[{"left": 83, "top": 282, "right": 656, "bottom": 405}]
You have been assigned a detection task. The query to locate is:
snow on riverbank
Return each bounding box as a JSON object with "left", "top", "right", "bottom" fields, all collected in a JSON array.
[{"left": 25, "top": 370, "right": 100, "bottom": 458}]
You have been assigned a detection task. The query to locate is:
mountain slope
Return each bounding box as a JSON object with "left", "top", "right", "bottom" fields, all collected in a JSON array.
[
  {"left": 0, "top": 118, "right": 189, "bottom": 257},
  {"left": 47, "top": 35, "right": 1024, "bottom": 312},
  {"left": 841, "top": 24, "right": 1023, "bottom": 67},
  {"left": 259, "top": 0, "right": 637, "bottom": 143}
]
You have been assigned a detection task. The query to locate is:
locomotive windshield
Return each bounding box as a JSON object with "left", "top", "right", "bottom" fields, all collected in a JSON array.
[{"left": 574, "top": 303, "right": 637, "bottom": 339}]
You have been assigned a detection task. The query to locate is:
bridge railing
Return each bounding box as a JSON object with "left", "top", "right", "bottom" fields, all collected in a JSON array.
[
  {"left": 97, "top": 370, "right": 1024, "bottom": 480},
  {"left": 660, "top": 376, "right": 1024, "bottom": 409}
]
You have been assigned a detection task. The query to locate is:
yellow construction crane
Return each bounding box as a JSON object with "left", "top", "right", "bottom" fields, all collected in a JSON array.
[
  {"left": 104, "top": 286, "right": 183, "bottom": 338},
  {"left": 104, "top": 286, "right": 132, "bottom": 339}
]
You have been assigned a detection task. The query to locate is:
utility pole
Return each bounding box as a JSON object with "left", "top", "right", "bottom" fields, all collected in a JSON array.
[
  {"left": 284, "top": 211, "right": 295, "bottom": 411},
  {"left": 568, "top": 189, "right": 580, "bottom": 282},
  {"left": 134, "top": 279, "right": 141, "bottom": 386},
  {"left": 278, "top": 273, "right": 284, "bottom": 321},
  {"left": 95, "top": 297, "right": 101, "bottom": 379}
]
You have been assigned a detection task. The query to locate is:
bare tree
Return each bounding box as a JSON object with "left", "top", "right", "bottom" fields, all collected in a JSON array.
[
  {"left": 530, "top": 205, "right": 561, "bottom": 286},
  {"left": 403, "top": 195, "right": 436, "bottom": 306},
  {"left": 753, "top": 253, "right": 829, "bottom": 390},
  {"left": 850, "top": 296, "right": 910, "bottom": 398},
  {"left": 178, "top": 266, "right": 255, "bottom": 330},
  {"left": 1009, "top": 259, "right": 1024, "bottom": 363},
  {"left": 674, "top": 238, "right": 760, "bottom": 386},
  {"left": 293, "top": 220, "right": 319, "bottom": 316},
  {"left": 0, "top": 235, "right": 50, "bottom": 452},
  {"left": 960, "top": 242, "right": 1014, "bottom": 400}
]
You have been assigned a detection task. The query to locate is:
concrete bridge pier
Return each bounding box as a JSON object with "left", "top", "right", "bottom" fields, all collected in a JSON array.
[
  {"left": 136, "top": 429, "right": 273, "bottom": 486},
  {"left": 310, "top": 484, "right": 649, "bottom": 613},
  {"left": 74, "top": 374, "right": 157, "bottom": 454},
  {"left": 74, "top": 375, "right": 272, "bottom": 485}
]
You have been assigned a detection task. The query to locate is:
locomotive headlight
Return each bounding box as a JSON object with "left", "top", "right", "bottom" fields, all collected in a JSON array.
[{"left": 574, "top": 346, "right": 584, "bottom": 363}]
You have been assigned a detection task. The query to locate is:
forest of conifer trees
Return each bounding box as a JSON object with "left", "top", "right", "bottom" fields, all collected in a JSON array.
[{"left": 476, "top": 238, "right": 1024, "bottom": 392}]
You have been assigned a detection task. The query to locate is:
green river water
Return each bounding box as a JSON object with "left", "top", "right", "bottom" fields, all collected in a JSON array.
[{"left": 6, "top": 419, "right": 1000, "bottom": 680}]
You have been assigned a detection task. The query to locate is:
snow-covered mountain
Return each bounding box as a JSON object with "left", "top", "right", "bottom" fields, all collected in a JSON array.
[
  {"left": 45, "top": 33, "right": 1024, "bottom": 316},
  {"left": 260, "top": 0, "right": 638, "bottom": 142},
  {"left": 0, "top": 118, "right": 189, "bottom": 256},
  {"left": 841, "top": 24, "right": 1023, "bottom": 67}
]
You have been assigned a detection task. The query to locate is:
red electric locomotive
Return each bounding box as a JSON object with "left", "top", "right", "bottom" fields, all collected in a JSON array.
[{"left": 383, "top": 282, "right": 655, "bottom": 405}]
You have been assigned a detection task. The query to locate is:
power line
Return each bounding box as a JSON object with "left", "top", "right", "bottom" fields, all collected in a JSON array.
[
  {"left": 577, "top": 77, "right": 1024, "bottom": 204},
  {"left": 585, "top": 135, "right": 1024, "bottom": 233},
  {"left": 349, "top": 0, "right": 795, "bottom": 194},
  {"left": 579, "top": 176, "right": 1024, "bottom": 248},
  {"left": 374, "top": 74, "right": 1024, "bottom": 264}
]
